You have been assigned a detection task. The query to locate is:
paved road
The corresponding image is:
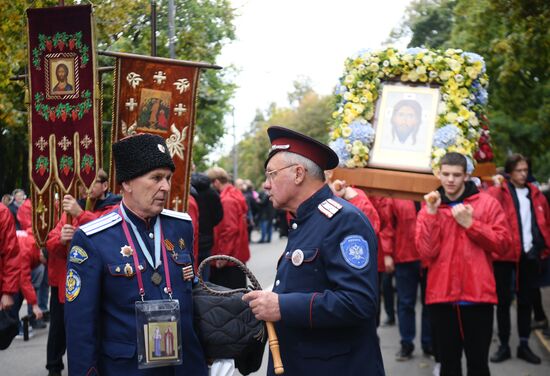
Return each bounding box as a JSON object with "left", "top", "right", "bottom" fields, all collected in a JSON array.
[{"left": 2, "top": 230, "right": 549, "bottom": 375}]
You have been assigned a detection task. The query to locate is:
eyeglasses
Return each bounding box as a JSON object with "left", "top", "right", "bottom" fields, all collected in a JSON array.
[{"left": 264, "top": 164, "right": 298, "bottom": 182}]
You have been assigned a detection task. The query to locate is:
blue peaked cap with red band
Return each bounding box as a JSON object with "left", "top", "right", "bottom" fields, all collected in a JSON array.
[{"left": 265, "top": 126, "right": 339, "bottom": 170}]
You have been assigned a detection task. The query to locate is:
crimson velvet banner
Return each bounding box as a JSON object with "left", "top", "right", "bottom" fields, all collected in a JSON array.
[
  {"left": 27, "top": 5, "right": 98, "bottom": 245},
  {"left": 105, "top": 51, "right": 220, "bottom": 212}
]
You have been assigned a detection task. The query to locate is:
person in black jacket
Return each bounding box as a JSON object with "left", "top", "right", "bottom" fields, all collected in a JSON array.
[{"left": 190, "top": 172, "right": 224, "bottom": 280}]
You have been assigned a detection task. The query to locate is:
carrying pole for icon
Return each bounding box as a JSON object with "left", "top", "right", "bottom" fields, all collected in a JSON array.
[{"left": 266, "top": 321, "right": 284, "bottom": 374}]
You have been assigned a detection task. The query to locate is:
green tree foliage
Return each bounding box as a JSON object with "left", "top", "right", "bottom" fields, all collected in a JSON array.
[
  {"left": 388, "top": 0, "right": 457, "bottom": 49},
  {"left": 217, "top": 82, "right": 334, "bottom": 188},
  {"left": 0, "top": 0, "right": 236, "bottom": 194}
]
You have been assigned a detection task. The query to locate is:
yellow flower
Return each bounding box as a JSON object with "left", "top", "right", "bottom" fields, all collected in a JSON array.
[
  {"left": 342, "top": 127, "right": 352, "bottom": 138},
  {"left": 439, "top": 71, "right": 451, "bottom": 81},
  {"left": 445, "top": 112, "right": 458, "bottom": 123},
  {"left": 419, "top": 74, "right": 428, "bottom": 82},
  {"left": 458, "top": 107, "right": 471, "bottom": 120},
  {"left": 416, "top": 66, "right": 427, "bottom": 75},
  {"left": 368, "top": 62, "right": 379, "bottom": 72},
  {"left": 408, "top": 71, "right": 419, "bottom": 81},
  {"left": 422, "top": 55, "right": 433, "bottom": 65}
]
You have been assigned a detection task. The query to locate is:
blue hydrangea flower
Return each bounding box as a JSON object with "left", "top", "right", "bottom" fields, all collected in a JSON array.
[
  {"left": 405, "top": 47, "right": 428, "bottom": 55},
  {"left": 335, "top": 84, "right": 348, "bottom": 96},
  {"left": 470, "top": 80, "right": 488, "bottom": 106},
  {"left": 348, "top": 120, "right": 375, "bottom": 144},
  {"left": 433, "top": 125, "right": 460, "bottom": 148},
  {"left": 461, "top": 52, "right": 486, "bottom": 73},
  {"left": 329, "top": 138, "right": 350, "bottom": 165}
]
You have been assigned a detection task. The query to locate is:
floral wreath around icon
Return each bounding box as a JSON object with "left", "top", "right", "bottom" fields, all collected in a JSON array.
[{"left": 329, "top": 47, "right": 493, "bottom": 172}]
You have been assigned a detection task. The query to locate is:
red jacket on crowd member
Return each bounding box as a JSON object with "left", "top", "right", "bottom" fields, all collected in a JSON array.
[
  {"left": 46, "top": 194, "right": 120, "bottom": 303},
  {"left": 16, "top": 229, "right": 42, "bottom": 305},
  {"left": 188, "top": 194, "right": 200, "bottom": 270},
  {"left": 415, "top": 184, "right": 510, "bottom": 305},
  {"left": 382, "top": 199, "right": 421, "bottom": 264},
  {"left": 16, "top": 199, "right": 32, "bottom": 231},
  {"left": 0, "top": 203, "right": 20, "bottom": 298},
  {"left": 370, "top": 195, "right": 392, "bottom": 273},
  {"left": 212, "top": 184, "right": 250, "bottom": 263},
  {"left": 348, "top": 188, "right": 380, "bottom": 234},
  {"left": 487, "top": 182, "right": 550, "bottom": 261}
]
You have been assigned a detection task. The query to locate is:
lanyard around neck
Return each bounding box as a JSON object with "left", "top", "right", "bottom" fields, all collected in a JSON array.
[
  {"left": 118, "top": 206, "right": 173, "bottom": 299},
  {"left": 119, "top": 204, "right": 161, "bottom": 269}
]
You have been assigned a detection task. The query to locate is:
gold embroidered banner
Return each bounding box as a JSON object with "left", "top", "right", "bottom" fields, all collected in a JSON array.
[
  {"left": 27, "top": 5, "right": 99, "bottom": 246},
  {"left": 103, "top": 51, "right": 220, "bottom": 212}
]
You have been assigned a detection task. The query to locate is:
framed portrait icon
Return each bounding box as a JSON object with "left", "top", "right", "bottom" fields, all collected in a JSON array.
[
  {"left": 369, "top": 84, "right": 440, "bottom": 173},
  {"left": 45, "top": 53, "right": 79, "bottom": 99}
]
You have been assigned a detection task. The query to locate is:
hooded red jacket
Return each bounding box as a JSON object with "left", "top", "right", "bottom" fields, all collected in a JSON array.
[
  {"left": 415, "top": 189, "right": 510, "bottom": 304},
  {"left": 212, "top": 184, "right": 250, "bottom": 263},
  {"left": 0, "top": 204, "right": 20, "bottom": 296},
  {"left": 370, "top": 196, "right": 392, "bottom": 272},
  {"left": 486, "top": 182, "right": 550, "bottom": 261}
]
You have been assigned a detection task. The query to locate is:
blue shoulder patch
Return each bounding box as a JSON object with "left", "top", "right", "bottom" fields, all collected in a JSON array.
[
  {"left": 340, "top": 235, "right": 370, "bottom": 269},
  {"left": 69, "top": 246, "right": 88, "bottom": 264}
]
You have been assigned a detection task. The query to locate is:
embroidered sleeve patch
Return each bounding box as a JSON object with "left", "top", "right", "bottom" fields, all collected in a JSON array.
[
  {"left": 66, "top": 268, "right": 82, "bottom": 302},
  {"left": 340, "top": 235, "right": 370, "bottom": 269},
  {"left": 69, "top": 246, "right": 88, "bottom": 264}
]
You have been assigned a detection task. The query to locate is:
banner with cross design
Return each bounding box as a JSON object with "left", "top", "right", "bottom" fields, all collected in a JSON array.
[
  {"left": 103, "top": 51, "right": 220, "bottom": 212},
  {"left": 27, "top": 5, "right": 99, "bottom": 246}
]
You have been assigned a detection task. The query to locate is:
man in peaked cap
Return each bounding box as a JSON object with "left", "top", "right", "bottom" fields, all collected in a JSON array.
[
  {"left": 65, "top": 133, "right": 207, "bottom": 376},
  {"left": 243, "top": 126, "right": 385, "bottom": 375}
]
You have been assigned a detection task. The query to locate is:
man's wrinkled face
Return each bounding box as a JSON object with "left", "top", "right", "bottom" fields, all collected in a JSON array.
[
  {"left": 124, "top": 168, "right": 172, "bottom": 218},
  {"left": 14, "top": 191, "right": 26, "bottom": 205},
  {"left": 263, "top": 153, "right": 297, "bottom": 211}
]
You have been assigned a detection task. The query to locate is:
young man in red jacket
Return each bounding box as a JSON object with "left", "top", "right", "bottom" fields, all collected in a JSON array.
[
  {"left": 486, "top": 154, "right": 550, "bottom": 364},
  {"left": 416, "top": 152, "right": 510, "bottom": 376},
  {"left": 207, "top": 166, "right": 250, "bottom": 289},
  {"left": 383, "top": 198, "right": 433, "bottom": 361},
  {"left": 45, "top": 169, "right": 121, "bottom": 376}
]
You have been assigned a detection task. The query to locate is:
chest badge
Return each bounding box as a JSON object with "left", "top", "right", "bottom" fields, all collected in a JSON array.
[
  {"left": 291, "top": 249, "right": 304, "bottom": 266},
  {"left": 178, "top": 238, "right": 186, "bottom": 250},
  {"left": 164, "top": 239, "right": 175, "bottom": 252},
  {"left": 124, "top": 263, "right": 134, "bottom": 277},
  {"left": 120, "top": 245, "right": 133, "bottom": 258}
]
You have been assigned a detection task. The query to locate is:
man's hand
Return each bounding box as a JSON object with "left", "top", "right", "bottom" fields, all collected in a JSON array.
[
  {"left": 60, "top": 224, "right": 75, "bottom": 245},
  {"left": 424, "top": 191, "right": 441, "bottom": 215},
  {"left": 32, "top": 304, "right": 43, "bottom": 320},
  {"left": 451, "top": 204, "right": 474, "bottom": 228},
  {"left": 62, "top": 195, "right": 83, "bottom": 217},
  {"left": 329, "top": 179, "right": 347, "bottom": 197},
  {"left": 242, "top": 290, "right": 281, "bottom": 322},
  {"left": 0, "top": 294, "right": 14, "bottom": 310},
  {"left": 384, "top": 255, "right": 394, "bottom": 273}
]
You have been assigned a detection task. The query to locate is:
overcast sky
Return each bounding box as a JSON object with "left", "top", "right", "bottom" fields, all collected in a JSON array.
[{"left": 213, "top": 0, "right": 413, "bottom": 159}]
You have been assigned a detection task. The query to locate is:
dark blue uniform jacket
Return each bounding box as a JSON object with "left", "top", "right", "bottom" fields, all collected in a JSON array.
[
  {"left": 65, "top": 205, "right": 207, "bottom": 376},
  {"left": 270, "top": 185, "right": 385, "bottom": 375}
]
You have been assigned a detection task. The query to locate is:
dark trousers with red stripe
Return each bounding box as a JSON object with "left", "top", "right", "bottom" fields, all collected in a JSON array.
[{"left": 430, "top": 303, "right": 493, "bottom": 376}]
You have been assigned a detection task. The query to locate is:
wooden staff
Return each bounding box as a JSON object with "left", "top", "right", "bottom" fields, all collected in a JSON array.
[{"left": 266, "top": 321, "right": 284, "bottom": 374}]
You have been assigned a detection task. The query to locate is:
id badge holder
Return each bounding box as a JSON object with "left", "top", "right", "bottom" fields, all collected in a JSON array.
[{"left": 135, "top": 299, "right": 182, "bottom": 369}]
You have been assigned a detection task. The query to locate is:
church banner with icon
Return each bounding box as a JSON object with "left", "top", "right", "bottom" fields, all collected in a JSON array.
[
  {"left": 27, "top": 5, "right": 99, "bottom": 246},
  {"left": 103, "top": 51, "right": 220, "bottom": 212}
]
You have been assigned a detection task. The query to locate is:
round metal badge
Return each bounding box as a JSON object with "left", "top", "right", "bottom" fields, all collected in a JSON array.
[{"left": 291, "top": 249, "right": 304, "bottom": 266}]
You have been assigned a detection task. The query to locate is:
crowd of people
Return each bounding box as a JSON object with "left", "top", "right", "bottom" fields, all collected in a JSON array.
[{"left": 0, "top": 128, "right": 549, "bottom": 376}]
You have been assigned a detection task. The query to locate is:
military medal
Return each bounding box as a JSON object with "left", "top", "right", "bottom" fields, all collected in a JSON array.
[
  {"left": 124, "top": 263, "right": 134, "bottom": 277},
  {"left": 182, "top": 265, "right": 194, "bottom": 281},
  {"left": 178, "top": 238, "right": 185, "bottom": 250},
  {"left": 164, "top": 239, "right": 175, "bottom": 252},
  {"left": 291, "top": 249, "right": 304, "bottom": 266},
  {"left": 151, "top": 271, "right": 163, "bottom": 285},
  {"left": 120, "top": 245, "right": 133, "bottom": 257}
]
